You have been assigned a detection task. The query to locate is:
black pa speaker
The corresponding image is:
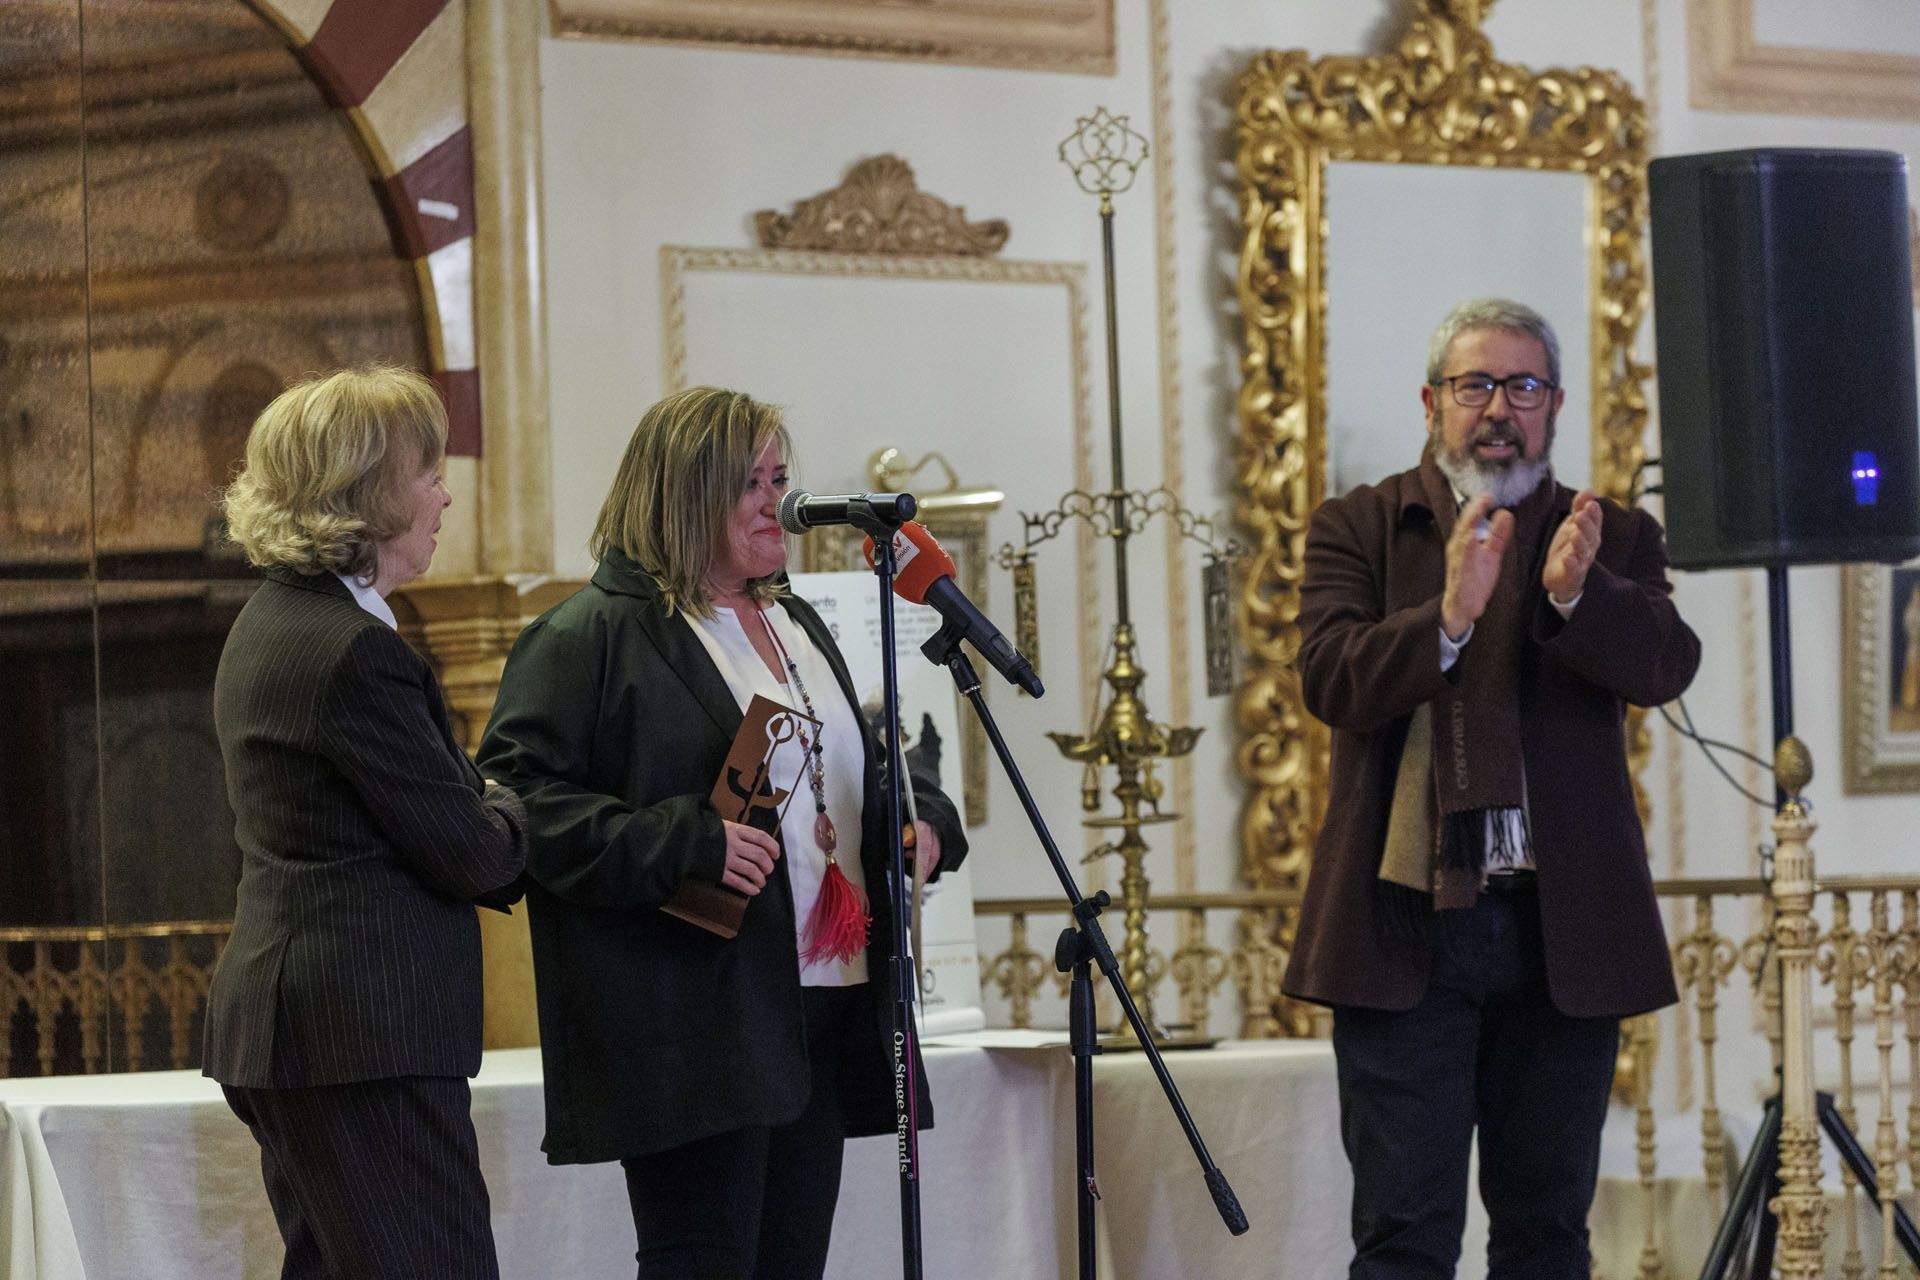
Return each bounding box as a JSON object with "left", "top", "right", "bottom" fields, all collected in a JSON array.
[{"left": 1649, "top": 148, "right": 1920, "bottom": 570}]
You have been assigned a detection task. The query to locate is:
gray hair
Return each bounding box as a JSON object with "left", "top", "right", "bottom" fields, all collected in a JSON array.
[{"left": 1424, "top": 297, "right": 1561, "bottom": 387}]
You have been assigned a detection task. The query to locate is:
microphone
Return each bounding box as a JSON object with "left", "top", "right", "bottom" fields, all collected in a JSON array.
[
  {"left": 777, "top": 489, "right": 917, "bottom": 534},
  {"left": 864, "top": 522, "right": 1044, "bottom": 698}
]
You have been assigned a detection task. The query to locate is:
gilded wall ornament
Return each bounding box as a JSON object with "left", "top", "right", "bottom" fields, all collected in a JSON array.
[
  {"left": 1231, "top": 4, "right": 1654, "bottom": 898},
  {"left": 754, "top": 156, "right": 1009, "bottom": 258}
]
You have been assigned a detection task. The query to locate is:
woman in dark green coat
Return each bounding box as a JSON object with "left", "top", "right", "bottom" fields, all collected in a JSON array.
[{"left": 477, "top": 386, "right": 966, "bottom": 1279}]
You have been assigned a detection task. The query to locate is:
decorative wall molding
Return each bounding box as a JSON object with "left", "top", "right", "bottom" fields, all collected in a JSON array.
[
  {"left": 1691, "top": 0, "right": 1771, "bottom": 1028},
  {"left": 1642, "top": 0, "right": 1694, "bottom": 1111},
  {"left": 1145, "top": 0, "right": 1197, "bottom": 894},
  {"left": 754, "top": 156, "right": 1008, "bottom": 258},
  {"left": 1689, "top": 0, "right": 1920, "bottom": 121},
  {"left": 549, "top": 0, "right": 1115, "bottom": 76},
  {"left": 658, "top": 245, "right": 1105, "bottom": 821}
]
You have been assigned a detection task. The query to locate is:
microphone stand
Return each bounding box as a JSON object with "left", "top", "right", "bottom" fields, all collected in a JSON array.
[
  {"left": 855, "top": 507, "right": 926, "bottom": 1280},
  {"left": 921, "top": 621, "right": 1249, "bottom": 1279}
]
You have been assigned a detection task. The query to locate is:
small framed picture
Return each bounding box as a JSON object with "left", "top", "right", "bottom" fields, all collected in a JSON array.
[{"left": 1842, "top": 561, "right": 1920, "bottom": 793}]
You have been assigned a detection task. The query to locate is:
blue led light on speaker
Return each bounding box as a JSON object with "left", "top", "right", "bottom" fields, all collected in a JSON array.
[{"left": 1853, "top": 451, "right": 1881, "bottom": 506}]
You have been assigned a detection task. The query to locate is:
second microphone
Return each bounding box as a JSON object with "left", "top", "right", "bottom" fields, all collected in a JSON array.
[{"left": 864, "top": 522, "right": 1044, "bottom": 699}]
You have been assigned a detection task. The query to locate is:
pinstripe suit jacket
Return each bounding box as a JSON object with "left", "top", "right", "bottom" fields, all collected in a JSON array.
[{"left": 203, "top": 566, "right": 528, "bottom": 1088}]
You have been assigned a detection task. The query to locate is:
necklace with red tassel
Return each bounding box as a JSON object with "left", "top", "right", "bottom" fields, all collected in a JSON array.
[{"left": 754, "top": 607, "right": 870, "bottom": 964}]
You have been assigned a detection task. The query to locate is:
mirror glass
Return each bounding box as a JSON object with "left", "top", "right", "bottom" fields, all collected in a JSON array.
[{"left": 1325, "top": 163, "right": 1591, "bottom": 499}]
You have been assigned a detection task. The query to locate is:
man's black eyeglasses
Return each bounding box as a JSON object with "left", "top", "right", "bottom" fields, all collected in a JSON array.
[{"left": 1430, "top": 373, "right": 1557, "bottom": 411}]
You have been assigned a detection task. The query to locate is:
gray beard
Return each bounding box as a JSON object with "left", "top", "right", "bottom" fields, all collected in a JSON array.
[
  {"left": 1430, "top": 413, "right": 1554, "bottom": 508},
  {"left": 1435, "top": 448, "right": 1551, "bottom": 508}
]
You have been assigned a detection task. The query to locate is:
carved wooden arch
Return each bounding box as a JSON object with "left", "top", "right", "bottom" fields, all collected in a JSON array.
[
  {"left": 1230, "top": 0, "right": 1654, "bottom": 897},
  {"left": 245, "top": 0, "right": 483, "bottom": 456}
]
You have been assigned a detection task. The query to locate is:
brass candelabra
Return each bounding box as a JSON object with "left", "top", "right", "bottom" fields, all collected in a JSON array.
[{"left": 998, "top": 109, "right": 1239, "bottom": 1042}]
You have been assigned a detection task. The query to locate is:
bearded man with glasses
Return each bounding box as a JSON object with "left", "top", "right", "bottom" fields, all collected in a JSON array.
[{"left": 1283, "top": 297, "right": 1701, "bottom": 1278}]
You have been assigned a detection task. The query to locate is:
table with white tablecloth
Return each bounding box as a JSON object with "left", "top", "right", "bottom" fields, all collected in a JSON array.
[{"left": 1, "top": 1036, "right": 1349, "bottom": 1280}]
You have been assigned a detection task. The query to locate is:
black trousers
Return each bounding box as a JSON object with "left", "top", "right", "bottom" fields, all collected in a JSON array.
[
  {"left": 1331, "top": 877, "right": 1620, "bottom": 1280},
  {"left": 221, "top": 1075, "right": 499, "bottom": 1280},
  {"left": 622, "top": 982, "right": 863, "bottom": 1280}
]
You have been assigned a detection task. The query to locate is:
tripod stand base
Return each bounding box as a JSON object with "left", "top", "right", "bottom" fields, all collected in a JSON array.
[{"left": 1700, "top": 1088, "right": 1920, "bottom": 1278}]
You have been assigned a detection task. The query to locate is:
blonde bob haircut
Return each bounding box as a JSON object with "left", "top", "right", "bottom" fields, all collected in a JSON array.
[
  {"left": 590, "top": 386, "right": 792, "bottom": 619},
  {"left": 222, "top": 365, "right": 448, "bottom": 582}
]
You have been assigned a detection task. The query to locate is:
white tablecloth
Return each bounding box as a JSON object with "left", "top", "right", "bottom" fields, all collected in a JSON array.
[{"left": 0, "top": 1038, "right": 1348, "bottom": 1280}]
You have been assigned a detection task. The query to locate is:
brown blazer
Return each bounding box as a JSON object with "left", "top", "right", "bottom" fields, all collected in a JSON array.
[{"left": 1281, "top": 466, "right": 1700, "bottom": 1019}]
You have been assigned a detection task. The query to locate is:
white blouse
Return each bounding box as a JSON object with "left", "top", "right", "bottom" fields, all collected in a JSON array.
[
  {"left": 685, "top": 602, "right": 870, "bottom": 987},
  {"left": 335, "top": 572, "right": 396, "bottom": 629}
]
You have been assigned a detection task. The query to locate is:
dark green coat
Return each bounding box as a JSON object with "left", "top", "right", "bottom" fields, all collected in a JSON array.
[{"left": 476, "top": 548, "right": 967, "bottom": 1163}]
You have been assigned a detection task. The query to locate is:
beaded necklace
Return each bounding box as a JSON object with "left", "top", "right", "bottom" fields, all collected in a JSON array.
[
  {"left": 751, "top": 606, "right": 836, "bottom": 857},
  {"left": 747, "top": 604, "right": 870, "bottom": 964}
]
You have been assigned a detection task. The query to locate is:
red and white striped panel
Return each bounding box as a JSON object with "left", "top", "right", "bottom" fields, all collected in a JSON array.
[{"left": 250, "top": 0, "right": 482, "bottom": 457}]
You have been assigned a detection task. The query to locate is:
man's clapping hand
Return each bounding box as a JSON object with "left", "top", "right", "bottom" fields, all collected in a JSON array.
[{"left": 1441, "top": 493, "right": 1514, "bottom": 639}]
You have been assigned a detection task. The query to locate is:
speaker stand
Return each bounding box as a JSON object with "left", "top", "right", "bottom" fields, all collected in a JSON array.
[{"left": 1697, "top": 564, "right": 1920, "bottom": 1278}]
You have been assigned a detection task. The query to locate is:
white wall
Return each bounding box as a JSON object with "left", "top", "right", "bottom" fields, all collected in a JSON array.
[
  {"left": 1643, "top": 0, "right": 1920, "bottom": 882},
  {"left": 538, "top": 7, "right": 1171, "bottom": 928},
  {"left": 536, "top": 0, "right": 1920, "bottom": 1025}
]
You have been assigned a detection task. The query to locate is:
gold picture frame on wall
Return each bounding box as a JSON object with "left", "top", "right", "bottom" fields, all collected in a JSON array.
[
  {"left": 1841, "top": 562, "right": 1920, "bottom": 793},
  {"left": 1229, "top": 0, "right": 1654, "bottom": 892}
]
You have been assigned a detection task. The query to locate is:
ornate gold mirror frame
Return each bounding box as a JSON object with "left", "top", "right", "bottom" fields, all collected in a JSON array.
[{"left": 1230, "top": 0, "right": 1653, "bottom": 895}]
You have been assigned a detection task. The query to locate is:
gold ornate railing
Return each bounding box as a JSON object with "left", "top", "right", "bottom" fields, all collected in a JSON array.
[
  {"left": 1610, "top": 828, "right": 1920, "bottom": 1280},
  {"left": 7, "top": 842, "right": 1898, "bottom": 1277},
  {"left": 9, "top": 892, "right": 1295, "bottom": 1078},
  {"left": 1, "top": 922, "right": 231, "bottom": 1077},
  {"left": 979, "top": 813, "right": 1912, "bottom": 1275},
  {"left": 973, "top": 888, "right": 1304, "bottom": 1039}
]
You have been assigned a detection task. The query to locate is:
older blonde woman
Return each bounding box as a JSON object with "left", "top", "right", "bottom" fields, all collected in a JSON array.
[
  {"left": 203, "top": 366, "right": 527, "bottom": 1280},
  {"left": 478, "top": 386, "right": 967, "bottom": 1279}
]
